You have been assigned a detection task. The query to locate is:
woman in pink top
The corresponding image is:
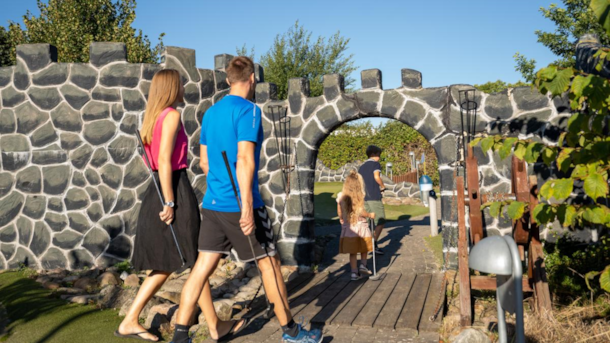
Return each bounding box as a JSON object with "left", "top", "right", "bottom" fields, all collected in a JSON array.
[{"left": 116, "top": 69, "right": 200, "bottom": 342}]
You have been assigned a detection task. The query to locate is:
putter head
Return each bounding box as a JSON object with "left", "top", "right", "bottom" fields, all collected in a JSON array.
[{"left": 369, "top": 273, "right": 385, "bottom": 281}]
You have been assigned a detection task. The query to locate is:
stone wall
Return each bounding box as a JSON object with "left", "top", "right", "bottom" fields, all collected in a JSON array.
[
  {"left": 0, "top": 42, "right": 570, "bottom": 270},
  {"left": 314, "top": 159, "right": 421, "bottom": 200}
]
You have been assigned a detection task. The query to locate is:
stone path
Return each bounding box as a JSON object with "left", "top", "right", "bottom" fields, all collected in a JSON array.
[{"left": 209, "top": 214, "right": 444, "bottom": 343}]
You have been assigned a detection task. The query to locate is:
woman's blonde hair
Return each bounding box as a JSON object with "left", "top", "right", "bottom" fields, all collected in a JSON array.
[
  {"left": 140, "top": 69, "right": 183, "bottom": 144},
  {"left": 340, "top": 170, "right": 366, "bottom": 225}
]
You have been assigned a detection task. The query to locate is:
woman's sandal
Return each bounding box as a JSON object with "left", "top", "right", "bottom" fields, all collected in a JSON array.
[
  {"left": 114, "top": 330, "right": 158, "bottom": 342},
  {"left": 212, "top": 318, "right": 250, "bottom": 343}
]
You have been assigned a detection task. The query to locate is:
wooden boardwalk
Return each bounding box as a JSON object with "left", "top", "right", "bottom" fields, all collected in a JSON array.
[{"left": 206, "top": 215, "right": 444, "bottom": 343}]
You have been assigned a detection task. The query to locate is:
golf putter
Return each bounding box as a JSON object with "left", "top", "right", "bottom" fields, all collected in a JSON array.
[
  {"left": 135, "top": 131, "right": 186, "bottom": 266},
  {"left": 221, "top": 151, "right": 275, "bottom": 319},
  {"left": 369, "top": 218, "right": 382, "bottom": 281}
]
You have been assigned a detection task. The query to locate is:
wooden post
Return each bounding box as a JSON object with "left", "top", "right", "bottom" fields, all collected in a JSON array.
[
  {"left": 456, "top": 176, "right": 472, "bottom": 326},
  {"left": 511, "top": 156, "right": 530, "bottom": 246},
  {"left": 528, "top": 175, "right": 552, "bottom": 312},
  {"left": 466, "top": 146, "right": 483, "bottom": 244}
]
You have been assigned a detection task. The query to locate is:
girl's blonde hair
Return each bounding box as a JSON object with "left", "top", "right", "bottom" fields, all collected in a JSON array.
[
  {"left": 140, "top": 69, "right": 183, "bottom": 144},
  {"left": 340, "top": 170, "right": 366, "bottom": 225}
]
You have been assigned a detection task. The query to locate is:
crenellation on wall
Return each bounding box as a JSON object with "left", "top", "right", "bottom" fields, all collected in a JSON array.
[
  {"left": 361, "top": 69, "right": 382, "bottom": 90},
  {"left": 214, "top": 54, "right": 234, "bottom": 71},
  {"left": 401, "top": 68, "right": 422, "bottom": 89},
  {"left": 323, "top": 74, "right": 345, "bottom": 101}
]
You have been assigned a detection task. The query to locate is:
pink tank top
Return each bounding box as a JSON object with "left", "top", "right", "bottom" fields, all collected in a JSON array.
[{"left": 143, "top": 107, "right": 189, "bottom": 171}]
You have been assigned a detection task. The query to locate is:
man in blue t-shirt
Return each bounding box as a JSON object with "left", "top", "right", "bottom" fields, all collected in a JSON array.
[
  {"left": 358, "top": 145, "right": 387, "bottom": 255},
  {"left": 170, "top": 57, "right": 322, "bottom": 343}
]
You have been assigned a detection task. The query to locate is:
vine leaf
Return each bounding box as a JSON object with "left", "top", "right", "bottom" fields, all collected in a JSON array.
[
  {"left": 481, "top": 136, "right": 495, "bottom": 153},
  {"left": 507, "top": 201, "right": 527, "bottom": 221},
  {"left": 499, "top": 137, "right": 518, "bottom": 159},
  {"left": 489, "top": 202, "right": 503, "bottom": 218},
  {"left": 591, "top": 0, "right": 610, "bottom": 39},
  {"left": 541, "top": 147, "right": 557, "bottom": 166},
  {"left": 584, "top": 172, "right": 609, "bottom": 200},
  {"left": 553, "top": 178, "right": 574, "bottom": 201},
  {"left": 525, "top": 142, "right": 544, "bottom": 163},
  {"left": 533, "top": 203, "right": 555, "bottom": 224},
  {"left": 600, "top": 266, "right": 610, "bottom": 293}
]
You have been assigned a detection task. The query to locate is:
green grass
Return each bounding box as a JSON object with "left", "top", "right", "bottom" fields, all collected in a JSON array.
[
  {"left": 424, "top": 234, "right": 444, "bottom": 267},
  {"left": 0, "top": 270, "right": 126, "bottom": 343},
  {"left": 314, "top": 182, "right": 429, "bottom": 226}
]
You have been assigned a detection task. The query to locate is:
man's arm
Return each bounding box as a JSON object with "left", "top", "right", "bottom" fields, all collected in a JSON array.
[
  {"left": 374, "top": 170, "right": 386, "bottom": 191},
  {"left": 199, "top": 145, "right": 209, "bottom": 175},
  {"left": 236, "top": 141, "right": 256, "bottom": 236}
]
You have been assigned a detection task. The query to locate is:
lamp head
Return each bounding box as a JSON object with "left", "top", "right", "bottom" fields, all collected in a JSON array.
[{"left": 469, "top": 236, "right": 512, "bottom": 275}]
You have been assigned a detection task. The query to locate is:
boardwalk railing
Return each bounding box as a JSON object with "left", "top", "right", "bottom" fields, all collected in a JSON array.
[{"left": 392, "top": 171, "right": 417, "bottom": 184}]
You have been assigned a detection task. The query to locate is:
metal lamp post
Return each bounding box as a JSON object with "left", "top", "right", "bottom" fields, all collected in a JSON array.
[
  {"left": 469, "top": 236, "right": 525, "bottom": 343},
  {"left": 386, "top": 162, "right": 393, "bottom": 179}
]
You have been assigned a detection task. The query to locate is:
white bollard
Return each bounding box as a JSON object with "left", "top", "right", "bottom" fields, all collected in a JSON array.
[{"left": 429, "top": 190, "right": 438, "bottom": 236}]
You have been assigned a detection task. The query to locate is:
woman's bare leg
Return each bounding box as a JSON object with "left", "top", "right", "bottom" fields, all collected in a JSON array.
[{"left": 118, "top": 270, "right": 171, "bottom": 341}]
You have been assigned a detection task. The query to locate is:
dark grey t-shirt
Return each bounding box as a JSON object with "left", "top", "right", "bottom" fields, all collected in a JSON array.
[{"left": 358, "top": 159, "right": 382, "bottom": 201}]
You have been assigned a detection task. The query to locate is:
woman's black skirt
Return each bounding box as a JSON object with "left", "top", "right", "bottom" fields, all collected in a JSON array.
[{"left": 131, "top": 169, "right": 199, "bottom": 273}]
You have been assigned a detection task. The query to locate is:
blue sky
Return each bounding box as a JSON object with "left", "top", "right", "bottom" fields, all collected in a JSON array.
[{"left": 1, "top": 0, "right": 561, "bottom": 124}]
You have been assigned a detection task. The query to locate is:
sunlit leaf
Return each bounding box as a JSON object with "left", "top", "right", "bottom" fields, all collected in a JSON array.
[
  {"left": 591, "top": 0, "right": 610, "bottom": 34},
  {"left": 600, "top": 266, "right": 610, "bottom": 293},
  {"left": 525, "top": 142, "right": 544, "bottom": 163},
  {"left": 556, "top": 148, "right": 574, "bottom": 172},
  {"left": 499, "top": 137, "right": 518, "bottom": 159},
  {"left": 481, "top": 136, "right": 495, "bottom": 153},
  {"left": 489, "top": 202, "right": 502, "bottom": 218},
  {"left": 571, "top": 164, "right": 589, "bottom": 179},
  {"left": 556, "top": 204, "right": 577, "bottom": 227},
  {"left": 552, "top": 178, "right": 574, "bottom": 201},
  {"left": 514, "top": 142, "right": 527, "bottom": 161},
  {"left": 539, "top": 181, "right": 554, "bottom": 200},
  {"left": 541, "top": 147, "right": 557, "bottom": 166},
  {"left": 584, "top": 206, "right": 606, "bottom": 224},
  {"left": 507, "top": 201, "right": 527, "bottom": 221},
  {"left": 532, "top": 203, "right": 555, "bottom": 224},
  {"left": 584, "top": 172, "right": 609, "bottom": 200}
]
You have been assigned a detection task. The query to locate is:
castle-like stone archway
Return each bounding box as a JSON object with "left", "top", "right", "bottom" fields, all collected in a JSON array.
[{"left": 0, "top": 43, "right": 568, "bottom": 269}]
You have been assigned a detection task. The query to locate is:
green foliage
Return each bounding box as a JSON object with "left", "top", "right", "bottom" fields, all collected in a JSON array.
[
  {"left": 472, "top": 0, "right": 610, "bottom": 295},
  {"left": 318, "top": 120, "right": 439, "bottom": 185},
  {"left": 114, "top": 261, "right": 132, "bottom": 274},
  {"left": 474, "top": 79, "right": 530, "bottom": 94},
  {"left": 544, "top": 235, "right": 610, "bottom": 299},
  {"left": 514, "top": 0, "right": 610, "bottom": 81},
  {"left": 238, "top": 21, "right": 358, "bottom": 99},
  {"left": 0, "top": 0, "right": 164, "bottom": 66}
]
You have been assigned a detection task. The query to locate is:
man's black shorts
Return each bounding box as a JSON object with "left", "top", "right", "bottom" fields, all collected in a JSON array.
[{"left": 198, "top": 206, "right": 276, "bottom": 262}]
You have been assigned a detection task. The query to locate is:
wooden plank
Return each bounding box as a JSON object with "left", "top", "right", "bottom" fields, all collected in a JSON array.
[
  {"left": 332, "top": 277, "right": 384, "bottom": 325},
  {"left": 374, "top": 273, "right": 415, "bottom": 329},
  {"left": 287, "top": 271, "right": 330, "bottom": 302},
  {"left": 352, "top": 273, "right": 401, "bottom": 327},
  {"left": 466, "top": 146, "right": 483, "bottom": 244},
  {"left": 284, "top": 273, "right": 339, "bottom": 317},
  {"left": 511, "top": 156, "right": 530, "bottom": 245},
  {"left": 530, "top": 241, "right": 552, "bottom": 312},
  {"left": 311, "top": 278, "right": 366, "bottom": 324},
  {"left": 396, "top": 274, "right": 432, "bottom": 330},
  {"left": 297, "top": 277, "right": 351, "bottom": 320},
  {"left": 418, "top": 273, "right": 446, "bottom": 332},
  {"left": 470, "top": 275, "right": 534, "bottom": 293},
  {"left": 456, "top": 176, "right": 472, "bottom": 327}
]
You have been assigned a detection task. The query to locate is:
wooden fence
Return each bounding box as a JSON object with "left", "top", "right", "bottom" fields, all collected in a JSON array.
[{"left": 392, "top": 171, "right": 417, "bottom": 184}]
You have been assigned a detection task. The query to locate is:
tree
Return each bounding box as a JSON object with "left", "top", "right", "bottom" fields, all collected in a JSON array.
[
  {"left": 515, "top": 0, "right": 610, "bottom": 82},
  {"left": 0, "top": 27, "right": 11, "bottom": 66},
  {"left": 0, "top": 0, "right": 164, "bottom": 66},
  {"left": 472, "top": 0, "right": 610, "bottom": 295},
  {"left": 474, "top": 79, "right": 531, "bottom": 94},
  {"left": 238, "top": 21, "right": 358, "bottom": 99}
]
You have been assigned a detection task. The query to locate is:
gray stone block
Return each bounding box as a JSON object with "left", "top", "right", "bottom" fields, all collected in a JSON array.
[
  {"left": 255, "top": 83, "right": 278, "bottom": 103},
  {"left": 100, "top": 164, "right": 122, "bottom": 189},
  {"left": 432, "top": 134, "right": 458, "bottom": 164},
  {"left": 512, "top": 86, "right": 548, "bottom": 112},
  {"left": 111, "top": 103, "right": 124, "bottom": 121},
  {"left": 0, "top": 225, "right": 16, "bottom": 243},
  {"left": 139, "top": 80, "right": 150, "bottom": 99},
  {"left": 47, "top": 197, "right": 63, "bottom": 212},
  {"left": 61, "top": 84, "right": 90, "bottom": 110},
  {"left": 106, "top": 235, "right": 131, "bottom": 259},
  {"left": 122, "top": 89, "right": 146, "bottom": 111},
  {"left": 70, "top": 144, "right": 93, "bottom": 169},
  {"left": 0, "top": 67, "right": 12, "bottom": 87},
  {"left": 64, "top": 188, "right": 89, "bottom": 210},
  {"left": 0, "top": 193, "right": 24, "bottom": 227},
  {"left": 277, "top": 240, "right": 313, "bottom": 266},
  {"left": 87, "top": 203, "right": 103, "bottom": 222},
  {"left": 484, "top": 91, "right": 513, "bottom": 119},
  {"left": 0, "top": 109, "right": 15, "bottom": 133},
  {"left": 92, "top": 86, "right": 121, "bottom": 102},
  {"left": 70, "top": 64, "right": 98, "bottom": 90},
  {"left": 90, "top": 147, "right": 109, "bottom": 167},
  {"left": 184, "top": 83, "right": 200, "bottom": 104},
  {"left": 2, "top": 87, "right": 26, "bottom": 107},
  {"left": 89, "top": 42, "right": 126, "bottom": 67},
  {"left": 30, "top": 221, "right": 51, "bottom": 256},
  {"left": 83, "top": 120, "right": 117, "bottom": 145},
  {"left": 120, "top": 114, "right": 137, "bottom": 134},
  {"left": 100, "top": 64, "right": 140, "bottom": 88},
  {"left": 316, "top": 105, "right": 340, "bottom": 129},
  {"left": 380, "top": 90, "right": 405, "bottom": 116},
  {"left": 398, "top": 100, "right": 426, "bottom": 127},
  {"left": 0, "top": 173, "right": 14, "bottom": 198},
  {"left": 355, "top": 91, "right": 380, "bottom": 115},
  {"left": 27, "top": 87, "right": 61, "bottom": 110},
  {"left": 67, "top": 249, "right": 95, "bottom": 269},
  {"left": 8, "top": 246, "right": 39, "bottom": 269},
  {"left": 44, "top": 212, "right": 68, "bottom": 231},
  {"left": 323, "top": 74, "right": 345, "bottom": 100},
  {"left": 401, "top": 69, "right": 422, "bottom": 89},
  {"left": 108, "top": 136, "right": 136, "bottom": 164},
  {"left": 196, "top": 100, "right": 212, "bottom": 124},
  {"left": 142, "top": 64, "right": 161, "bottom": 80},
  {"left": 43, "top": 165, "right": 70, "bottom": 195},
  {"left": 288, "top": 78, "right": 309, "bottom": 114},
  {"left": 213, "top": 89, "right": 229, "bottom": 103},
  {"left": 60, "top": 133, "right": 83, "bottom": 150},
  {"left": 214, "top": 54, "right": 234, "bottom": 70},
  {"left": 112, "top": 189, "right": 135, "bottom": 213},
  {"left": 123, "top": 204, "right": 140, "bottom": 236},
  {"left": 301, "top": 120, "right": 326, "bottom": 148},
  {"left": 85, "top": 186, "right": 100, "bottom": 201},
  {"left": 17, "top": 216, "right": 33, "bottom": 246},
  {"left": 40, "top": 247, "right": 67, "bottom": 269},
  {"left": 68, "top": 212, "right": 91, "bottom": 234},
  {"left": 165, "top": 47, "right": 200, "bottom": 82},
  {"left": 16, "top": 166, "right": 41, "bottom": 193},
  {"left": 403, "top": 87, "right": 447, "bottom": 109},
  {"left": 82, "top": 227, "right": 109, "bottom": 257},
  {"left": 199, "top": 69, "right": 215, "bottom": 99},
  {"left": 254, "top": 63, "right": 264, "bottom": 82},
  {"left": 32, "top": 63, "right": 68, "bottom": 86},
  {"left": 361, "top": 69, "right": 382, "bottom": 89},
  {"left": 214, "top": 70, "right": 229, "bottom": 91},
  {"left": 72, "top": 171, "right": 86, "bottom": 187},
  {"left": 182, "top": 106, "right": 198, "bottom": 135},
  {"left": 23, "top": 195, "right": 46, "bottom": 219},
  {"left": 31, "top": 145, "right": 68, "bottom": 165},
  {"left": 17, "top": 44, "right": 57, "bottom": 72},
  {"left": 30, "top": 122, "right": 58, "bottom": 147},
  {"left": 14, "top": 63, "right": 29, "bottom": 90},
  {"left": 51, "top": 102, "right": 82, "bottom": 132}
]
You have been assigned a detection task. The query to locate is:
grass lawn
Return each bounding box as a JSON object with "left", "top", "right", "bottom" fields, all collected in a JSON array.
[
  {"left": 0, "top": 269, "right": 125, "bottom": 343},
  {"left": 314, "top": 182, "right": 429, "bottom": 226}
]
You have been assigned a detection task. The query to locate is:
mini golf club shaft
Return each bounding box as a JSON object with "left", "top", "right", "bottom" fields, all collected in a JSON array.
[
  {"left": 135, "top": 131, "right": 186, "bottom": 266},
  {"left": 221, "top": 151, "right": 274, "bottom": 316},
  {"left": 370, "top": 219, "right": 381, "bottom": 280}
]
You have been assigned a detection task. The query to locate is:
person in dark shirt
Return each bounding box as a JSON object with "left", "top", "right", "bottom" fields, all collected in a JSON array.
[{"left": 358, "top": 145, "right": 386, "bottom": 255}]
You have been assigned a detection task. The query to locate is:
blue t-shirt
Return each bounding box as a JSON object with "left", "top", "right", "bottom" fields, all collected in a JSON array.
[{"left": 200, "top": 95, "right": 264, "bottom": 212}]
